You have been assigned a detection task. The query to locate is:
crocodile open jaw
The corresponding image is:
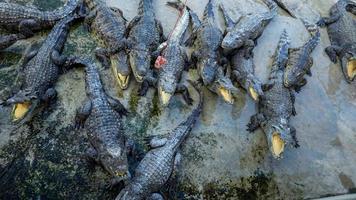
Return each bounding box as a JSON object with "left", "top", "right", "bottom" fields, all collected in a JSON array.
[
  {"left": 11, "top": 102, "right": 31, "bottom": 122},
  {"left": 272, "top": 132, "right": 285, "bottom": 158},
  {"left": 218, "top": 87, "right": 234, "bottom": 104},
  {"left": 249, "top": 86, "right": 259, "bottom": 101}
]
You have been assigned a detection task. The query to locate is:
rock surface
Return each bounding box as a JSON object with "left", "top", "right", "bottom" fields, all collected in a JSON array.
[{"left": 0, "top": 0, "right": 355, "bottom": 199}]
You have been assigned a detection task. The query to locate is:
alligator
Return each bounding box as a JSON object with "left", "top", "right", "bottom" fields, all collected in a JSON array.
[
  {"left": 220, "top": 0, "right": 277, "bottom": 53},
  {"left": 84, "top": 0, "right": 130, "bottom": 89},
  {"left": 283, "top": 20, "right": 320, "bottom": 92},
  {"left": 317, "top": 0, "right": 356, "bottom": 83},
  {"left": 0, "top": 0, "right": 81, "bottom": 37},
  {"left": 0, "top": 33, "right": 26, "bottom": 50},
  {"left": 231, "top": 47, "right": 263, "bottom": 101},
  {"left": 116, "top": 82, "right": 202, "bottom": 200},
  {"left": 126, "top": 0, "right": 165, "bottom": 88},
  {"left": 72, "top": 57, "right": 130, "bottom": 188},
  {"left": 141, "top": 1, "right": 193, "bottom": 107},
  {"left": 0, "top": 14, "right": 82, "bottom": 123},
  {"left": 247, "top": 30, "right": 299, "bottom": 159},
  {"left": 186, "top": 0, "right": 236, "bottom": 104}
]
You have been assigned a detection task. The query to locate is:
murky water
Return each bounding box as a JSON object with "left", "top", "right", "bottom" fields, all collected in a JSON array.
[{"left": 0, "top": 0, "right": 355, "bottom": 199}]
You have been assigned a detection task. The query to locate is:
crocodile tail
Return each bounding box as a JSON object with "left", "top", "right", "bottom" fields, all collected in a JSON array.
[
  {"left": 301, "top": 19, "right": 320, "bottom": 52},
  {"left": 44, "top": 0, "right": 82, "bottom": 22},
  {"left": 166, "top": 0, "right": 186, "bottom": 11},
  {"left": 138, "top": 0, "right": 154, "bottom": 16},
  {"left": 263, "top": 0, "right": 278, "bottom": 16},
  {"left": 272, "top": 30, "right": 290, "bottom": 71},
  {"left": 203, "top": 0, "right": 215, "bottom": 21}
]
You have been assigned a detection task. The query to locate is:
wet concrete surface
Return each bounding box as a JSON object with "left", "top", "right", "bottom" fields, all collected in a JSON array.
[{"left": 0, "top": 0, "right": 355, "bottom": 199}]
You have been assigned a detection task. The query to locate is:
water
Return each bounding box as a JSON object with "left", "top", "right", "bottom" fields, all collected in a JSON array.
[{"left": 0, "top": 0, "right": 355, "bottom": 199}]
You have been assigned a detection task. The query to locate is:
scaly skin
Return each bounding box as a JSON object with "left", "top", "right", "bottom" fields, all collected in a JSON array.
[
  {"left": 154, "top": 1, "right": 193, "bottom": 107},
  {"left": 0, "top": 33, "right": 26, "bottom": 50},
  {"left": 126, "top": 0, "right": 164, "bottom": 85},
  {"left": 220, "top": 0, "right": 277, "bottom": 52},
  {"left": 284, "top": 20, "right": 320, "bottom": 92},
  {"left": 116, "top": 83, "right": 203, "bottom": 200},
  {"left": 231, "top": 47, "right": 263, "bottom": 101},
  {"left": 318, "top": 0, "right": 356, "bottom": 83},
  {"left": 247, "top": 30, "right": 299, "bottom": 159},
  {"left": 84, "top": 0, "right": 130, "bottom": 89},
  {"left": 0, "top": 14, "right": 82, "bottom": 123},
  {"left": 0, "top": 0, "right": 81, "bottom": 36},
  {"left": 188, "top": 0, "right": 236, "bottom": 104},
  {"left": 73, "top": 57, "right": 130, "bottom": 187}
]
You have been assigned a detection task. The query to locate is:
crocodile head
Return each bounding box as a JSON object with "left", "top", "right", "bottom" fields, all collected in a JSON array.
[
  {"left": 158, "top": 75, "right": 176, "bottom": 107},
  {"left": 199, "top": 58, "right": 218, "bottom": 85},
  {"left": 341, "top": 53, "right": 356, "bottom": 83},
  {"left": 215, "top": 75, "right": 237, "bottom": 104},
  {"left": 101, "top": 147, "right": 130, "bottom": 183},
  {"left": 111, "top": 53, "right": 130, "bottom": 90},
  {"left": 246, "top": 76, "right": 263, "bottom": 101},
  {"left": 129, "top": 44, "right": 151, "bottom": 83},
  {"left": 221, "top": 30, "right": 245, "bottom": 51},
  {"left": 265, "top": 119, "right": 293, "bottom": 159},
  {"left": 8, "top": 89, "right": 37, "bottom": 122}
]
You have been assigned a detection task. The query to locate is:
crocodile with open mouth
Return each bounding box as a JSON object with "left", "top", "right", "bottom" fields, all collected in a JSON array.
[
  {"left": 0, "top": 14, "right": 82, "bottom": 123},
  {"left": 317, "top": 0, "right": 356, "bottom": 83},
  {"left": 83, "top": 0, "right": 130, "bottom": 89},
  {"left": 126, "top": 0, "right": 165, "bottom": 89},
  {"left": 231, "top": 47, "right": 263, "bottom": 101},
  {"left": 72, "top": 57, "right": 130, "bottom": 187},
  {"left": 187, "top": 0, "right": 236, "bottom": 104},
  {"left": 219, "top": 0, "right": 277, "bottom": 53},
  {"left": 116, "top": 82, "right": 202, "bottom": 200},
  {"left": 283, "top": 20, "right": 320, "bottom": 92},
  {"left": 247, "top": 30, "right": 299, "bottom": 159},
  {"left": 0, "top": 0, "right": 81, "bottom": 37}
]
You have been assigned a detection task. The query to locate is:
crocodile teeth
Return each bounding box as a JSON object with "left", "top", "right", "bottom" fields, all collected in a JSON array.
[
  {"left": 11, "top": 102, "right": 31, "bottom": 122},
  {"left": 272, "top": 132, "right": 285, "bottom": 159},
  {"left": 218, "top": 87, "right": 234, "bottom": 104}
]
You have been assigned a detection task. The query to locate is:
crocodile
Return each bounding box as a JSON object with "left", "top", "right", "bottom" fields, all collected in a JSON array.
[
  {"left": 126, "top": 0, "right": 165, "bottom": 88},
  {"left": 0, "top": 14, "right": 82, "bottom": 123},
  {"left": 116, "top": 82, "right": 202, "bottom": 200},
  {"left": 247, "top": 30, "right": 299, "bottom": 159},
  {"left": 0, "top": 33, "right": 26, "bottom": 50},
  {"left": 317, "top": 0, "right": 356, "bottom": 83},
  {"left": 219, "top": 0, "right": 277, "bottom": 53},
  {"left": 84, "top": 0, "right": 130, "bottom": 89},
  {"left": 231, "top": 47, "right": 263, "bottom": 101},
  {"left": 72, "top": 57, "right": 130, "bottom": 188},
  {"left": 186, "top": 0, "right": 236, "bottom": 104},
  {"left": 283, "top": 20, "right": 320, "bottom": 92},
  {"left": 0, "top": 0, "right": 81, "bottom": 37},
  {"left": 142, "top": 1, "right": 193, "bottom": 107}
]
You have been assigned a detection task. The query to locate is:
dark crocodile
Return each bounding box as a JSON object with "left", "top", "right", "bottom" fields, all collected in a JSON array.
[
  {"left": 146, "top": 1, "right": 193, "bottom": 107},
  {"left": 283, "top": 20, "right": 320, "bottom": 92},
  {"left": 317, "top": 0, "right": 356, "bottom": 83},
  {"left": 116, "top": 82, "right": 202, "bottom": 200},
  {"left": 126, "top": 0, "right": 165, "bottom": 87},
  {"left": 231, "top": 47, "right": 263, "bottom": 101},
  {"left": 0, "top": 14, "right": 82, "bottom": 123},
  {"left": 220, "top": 0, "right": 277, "bottom": 53},
  {"left": 0, "top": 33, "right": 26, "bottom": 50},
  {"left": 247, "top": 30, "right": 298, "bottom": 159},
  {"left": 187, "top": 0, "right": 236, "bottom": 104},
  {"left": 0, "top": 0, "right": 81, "bottom": 36},
  {"left": 72, "top": 57, "right": 130, "bottom": 188},
  {"left": 84, "top": 0, "right": 130, "bottom": 89}
]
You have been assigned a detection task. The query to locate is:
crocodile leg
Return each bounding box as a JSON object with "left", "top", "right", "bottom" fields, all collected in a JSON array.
[
  {"left": 317, "top": 13, "right": 341, "bottom": 27},
  {"left": 85, "top": 147, "right": 99, "bottom": 171},
  {"left": 176, "top": 83, "right": 193, "bottom": 105},
  {"left": 106, "top": 95, "right": 128, "bottom": 116},
  {"left": 346, "top": 2, "right": 356, "bottom": 15},
  {"left": 247, "top": 113, "right": 265, "bottom": 132},
  {"left": 325, "top": 45, "right": 342, "bottom": 63},
  {"left": 74, "top": 99, "right": 92, "bottom": 129},
  {"left": 138, "top": 74, "right": 157, "bottom": 96},
  {"left": 149, "top": 137, "right": 167, "bottom": 148},
  {"left": 294, "top": 78, "right": 307, "bottom": 93},
  {"left": 95, "top": 48, "right": 111, "bottom": 68},
  {"left": 147, "top": 193, "right": 164, "bottom": 200},
  {"left": 306, "top": 57, "right": 313, "bottom": 76},
  {"left": 244, "top": 40, "right": 255, "bottom": 58},
  {"left": 41, "top": 88, "right": 57, "bottom": 104},
  {"left": 51, "top": 50, "right": 68, "bottom": 66},
  {"left": 18, "top": 19, "right": 40, "bottom": 37}
]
